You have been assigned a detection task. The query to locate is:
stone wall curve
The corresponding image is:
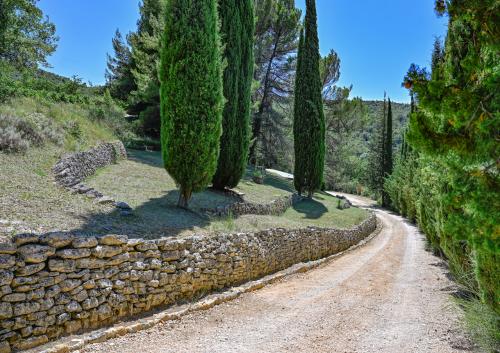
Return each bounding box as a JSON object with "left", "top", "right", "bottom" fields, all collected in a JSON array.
[{"left": 53, "top": 141, "right": 127, "bottom": 189}]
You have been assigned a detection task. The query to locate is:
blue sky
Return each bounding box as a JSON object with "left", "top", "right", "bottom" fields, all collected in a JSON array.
[{"left": 38, "top": 0, "right": 447, "bottom": 103}]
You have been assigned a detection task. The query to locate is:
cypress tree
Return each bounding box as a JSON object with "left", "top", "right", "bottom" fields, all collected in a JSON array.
[
  {"left": 381, "top": 98, "right": 393, "bottom": 207},
  {"left": 293, "top": 0, "right": 325, "bottom": 197},
  {"left": 398, "top": 0, "right": 499, "bottom": 314},
  {"left": 212, "top": 0, "right": 254, "bottom": 189},
  {"left": 386, "top": 98, "right": 393, "bottom": 176},
  {"left": 159, "top": 0, "right": 224, "bottom": 208}
]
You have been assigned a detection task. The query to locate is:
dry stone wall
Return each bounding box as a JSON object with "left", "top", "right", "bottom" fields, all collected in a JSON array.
[
  {"left": 207, "top": 194, "right": 303, "bottom": 217},
  {"left": 0, "top": 213, "right": 376, "bottom": 352},
  {"left": 52, "top": 141, "right": 130, "bottom": 212},
  {"left": 53, "top": 141, "right": 126, "bottom": 190}
]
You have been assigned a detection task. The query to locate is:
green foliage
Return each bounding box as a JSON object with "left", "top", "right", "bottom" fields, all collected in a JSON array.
[
  {"left": 0, "top": 60, "right": 101, "bottom": 104},
  {"left": 160, "top": 0, "right": 224, "bottom": 207},
  {"left": 323, "top": 86, "right": 368, "bottom": 194},
  {"left": 250, "top": 0, "right": 302, "bottom": 165},
  {"left": 0, "top": 0, "right": 58, "bottom": 69},
  {"left": 136, "top": 105, "right": 161, "bottom": 138},
  {"left": 127, "top": 0, "right": 167, "bottom": 136},
  {"left": 0, "top": 95, "right": 127, "bottom": 154},
  {"left": 212, "top": 0, "right": 254, "bottom": 189},
  {"left": 293, "top": 0, "right": 325, "bottom": 196},
  {"left": 388, "top": 0, "right": 500, "bottom": 322},
  {"left": 105, "top": 30, "right": 136, "bottom": 102}
]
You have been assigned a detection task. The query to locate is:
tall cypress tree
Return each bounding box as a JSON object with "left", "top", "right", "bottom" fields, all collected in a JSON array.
[
  {"left": 212, "top": 0, "right": 254, "bottom": 189},
  {"left": 160, "top": 0, "right": 224, "bottom": 208},
  {"left": 293, "top": 0, "right": 325, "bottom": 197},
  {"left": 381, "top": 98, "right": 393, "bottom": 207},
  {"left": 386, "top": 98, "right": 393, "bottom": 176}
]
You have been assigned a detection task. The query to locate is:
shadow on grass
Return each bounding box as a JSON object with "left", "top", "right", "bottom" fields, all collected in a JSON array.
[
  {"left": 65, "top": 189, "right": 242, "bottom": 239},
  {"left": 292, "top": 198, "right": 328, "bottom": 220}
]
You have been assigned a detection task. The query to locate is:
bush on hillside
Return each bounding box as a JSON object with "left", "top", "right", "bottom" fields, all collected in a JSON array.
[
  {"left": 88, "top": 90, "right": 133, "bottom": 141},
  {"left": 0, "top": 113, "right": 64, "bottom": 153},
  {"left": 0, "top": 125, "right": 29, "bottom": 153}
]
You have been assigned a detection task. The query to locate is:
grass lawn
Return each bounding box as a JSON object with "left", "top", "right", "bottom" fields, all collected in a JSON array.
[
  {"left": 233, "top": 169, "right": 294, "bottom": 203},
  {"left": 1, "top": 146, "right": 369, "bottom": 239},
  {"left": 0, "top": 146, "right": 116, "bottom": 235},
  {"left": 83, "top": 149, "right": 369, "bottom": 238}
]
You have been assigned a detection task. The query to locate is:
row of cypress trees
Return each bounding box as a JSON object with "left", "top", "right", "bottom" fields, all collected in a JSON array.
[
  {"left": 161, "top": 0, "right": 327, "bottom": 205},
  {"left": 386, "top": 0, "right": 499, "bottom": 318},
  {"left": 159, "top": 0, "right": 254, "bottom": 207},
  {"left": 367, "top": 94, "right": 394, "bottom": 206}
]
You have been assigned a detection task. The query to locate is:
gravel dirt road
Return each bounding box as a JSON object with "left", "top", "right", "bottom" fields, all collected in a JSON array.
[{"left": 81, "top": 194, "right": 474, "bottom": 353}]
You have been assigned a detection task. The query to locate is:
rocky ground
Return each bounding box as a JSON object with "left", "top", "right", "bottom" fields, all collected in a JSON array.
[{"left": 78, "top": 195, "right": 475, "bottom": 353}]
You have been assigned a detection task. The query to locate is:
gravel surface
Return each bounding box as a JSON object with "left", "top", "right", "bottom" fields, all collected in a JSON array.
[{"left": 80, "top": 195, "right": 475, "bottom": 353}]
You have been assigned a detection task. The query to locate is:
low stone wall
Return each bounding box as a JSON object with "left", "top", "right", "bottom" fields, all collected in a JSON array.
[
  {"left": 52, "top": 141, "right": 131, "bottom": 213},
  {"left": 53, "top": 141, "right": 127, "bottom": 188},
  {"left": 0, "top": 213, "right": 376, "bottom": 352},
  {"left": 207, "top": 193, "right": 303, "bottom": 217}
]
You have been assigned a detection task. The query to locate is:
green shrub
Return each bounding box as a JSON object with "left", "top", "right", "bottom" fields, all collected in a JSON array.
[
  {"left": 62, "top": 120, "right": 82, "bottom": 140},
  {"left": 137, "top": 105, "right": 160, "bottom": 138}
]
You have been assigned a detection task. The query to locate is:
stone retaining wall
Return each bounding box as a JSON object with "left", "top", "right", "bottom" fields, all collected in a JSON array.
[
  {"left": 207, "top": 194, "right": 303, "bottom": 217},
  {"left": 53, "top": 141, "right": 127, "bottom": 188},
  {"left": 0, "top": 213, "right": 376, "bottom": 352},
  {"left": 52, "top": 141, "right": 130, "bottom": 210}
]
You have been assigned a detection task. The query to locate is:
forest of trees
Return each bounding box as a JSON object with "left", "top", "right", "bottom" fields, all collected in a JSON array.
[{"left": 104, "top": 0, "right": 409, "bottom": 197}]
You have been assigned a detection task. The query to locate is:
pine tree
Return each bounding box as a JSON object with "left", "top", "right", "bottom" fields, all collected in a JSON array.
[
  {"left": 159, "top": 0, "right": 224, "bottom": 208},
  {"left": 293, "top": 0, "right": 325, "bottom": 197},
  {"left": 105, "top": 30, "right": 136, "bottom": 102},
  {"left": 250, "top": 0, "right": 302, "bottom": 166},
  {"left": 212, "top": 0, "right": 254, "bottom": 189},
  {"left": 128, "top": 0, "right": 167, "bottom": 136}
]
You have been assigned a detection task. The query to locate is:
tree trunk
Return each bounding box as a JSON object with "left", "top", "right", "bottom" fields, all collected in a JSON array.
[{"left": 177, "top": 186, "right": 192, "bottom": 209}]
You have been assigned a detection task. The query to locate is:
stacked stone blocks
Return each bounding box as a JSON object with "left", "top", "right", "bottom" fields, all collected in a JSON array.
[{"left": 0, "top": 213, "right": 376, "bottom": 352}]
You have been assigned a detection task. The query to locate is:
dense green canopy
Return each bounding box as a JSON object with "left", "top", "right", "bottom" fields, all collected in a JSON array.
[
  {"left": 159, "top": 0, "right": 224, "bottom": 207},
  {"left": 388, "top": 0, "right": 500, "bottom": 315},
  {"left": 293, "top": 0, "right": 325, "bottom": 196},
  {"left": 212, "top": 0, "right": 255, "bottom": 189}
]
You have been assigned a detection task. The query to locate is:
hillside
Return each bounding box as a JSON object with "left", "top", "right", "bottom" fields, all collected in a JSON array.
[{"left": 362, "top": 100, "right": 411, "bottom": 146}]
